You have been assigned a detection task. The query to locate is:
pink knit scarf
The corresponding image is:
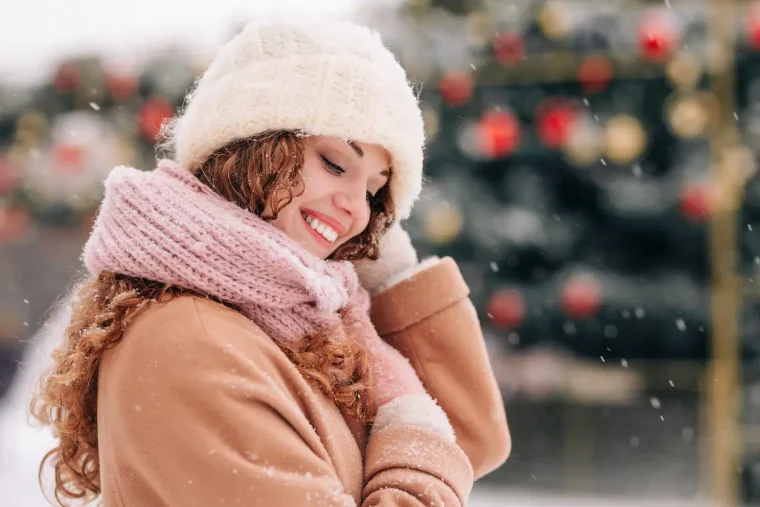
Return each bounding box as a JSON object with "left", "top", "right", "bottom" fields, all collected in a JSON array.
[{"left": 83, "top": 159, "right": 372, "bottom": 344}]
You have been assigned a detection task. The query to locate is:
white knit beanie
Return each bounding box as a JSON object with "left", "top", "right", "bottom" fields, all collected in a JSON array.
[{"left": 166, "top": 16, "right": 425, "bottom": 220}]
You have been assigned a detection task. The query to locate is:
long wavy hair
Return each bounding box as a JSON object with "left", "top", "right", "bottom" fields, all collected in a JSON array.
[{"left": 29, "top": 130, "right": 395, "bottom": 505}]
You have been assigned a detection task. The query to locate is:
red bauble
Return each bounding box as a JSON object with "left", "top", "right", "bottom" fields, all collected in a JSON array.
[
  {"left": 679, "top": 183, "right": 713, "bottom": 222},
  {"left": 477, "top": 110, "right": 520, "bottom": 158},
  {"left": 748, "top": 5, "right": 760, "bottom": 50},
  {"left": 53, "top": 144, "right": 85, "bottom": 173},
  {"left": 493, "top": 32, "right": 526, "bottom": 66},
  {"left": 561, "top": 277, "right": 602, "bottom": 320},
  {"left": 53, "top": 63, "right": 80, "bottom": 93},
  {"left": 487, "top": 289, "right": 526, "bottom": 329},
  {"left": 106, "top": 73, "right": 139, "bottom": 100},
  {"left": 536, "top": 99, "right": 578, "bottom": 149},
  {"left": 578, "top": 56, "right": 613, "bottom": 93},
  {"left": 439, "top": 71, "right": 474, "bottom": 107},
  {"left": 139, "top": 98, "right": 174, "bottom": 141},
  {"left": 638, "top": 12, "right": 678, "bottom": 62}
]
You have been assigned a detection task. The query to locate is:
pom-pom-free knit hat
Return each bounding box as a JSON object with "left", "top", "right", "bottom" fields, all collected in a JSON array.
[{"left": 164, "top": 16, "right": 425, "bottom": 220}]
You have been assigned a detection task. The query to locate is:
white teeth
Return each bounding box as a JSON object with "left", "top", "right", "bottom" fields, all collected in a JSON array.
[{"left": 303, "top": 213, "right": 338, "bottom": 243}]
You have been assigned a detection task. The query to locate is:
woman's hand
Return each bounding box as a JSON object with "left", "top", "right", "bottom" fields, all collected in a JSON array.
[{"left": 352, "top": 223, "right": 419, "bottom": 295}]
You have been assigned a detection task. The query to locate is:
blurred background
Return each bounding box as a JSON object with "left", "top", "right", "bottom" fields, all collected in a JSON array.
[{"left": 1, "top": 0, "right": 759, "bottom": 505}]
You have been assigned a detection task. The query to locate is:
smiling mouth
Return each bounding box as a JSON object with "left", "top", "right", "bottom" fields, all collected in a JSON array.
[{"left": 301, "top": 211, "right": 339, "bottom": 245}]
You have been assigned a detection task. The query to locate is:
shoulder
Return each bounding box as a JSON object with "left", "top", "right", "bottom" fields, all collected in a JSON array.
[
  {"left": 120, "top": 294, "right": 281, "bottom": 358},
  {"left": 100, "top": 295, "right": 299, "bottom": 402}
]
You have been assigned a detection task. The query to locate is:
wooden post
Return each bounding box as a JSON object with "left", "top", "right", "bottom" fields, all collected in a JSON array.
[{"left": 706, "top": 0, "right": 741, "bottom": 505}]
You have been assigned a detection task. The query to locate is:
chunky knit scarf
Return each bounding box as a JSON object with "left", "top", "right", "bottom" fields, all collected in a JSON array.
[
  {"left": 83, "top": 160, "right": 426, "bottom": 410},
  {"left": 83, "top": 159, "right": 372, "bottom": 343}
]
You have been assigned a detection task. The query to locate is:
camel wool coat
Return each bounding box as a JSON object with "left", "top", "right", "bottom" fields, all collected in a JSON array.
[{"left": 96, "top": 257, "right": 511, "bottom": 506}]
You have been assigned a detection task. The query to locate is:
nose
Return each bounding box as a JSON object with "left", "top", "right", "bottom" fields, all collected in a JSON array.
[{"left": 333, "top": 186, "right": 369, "bottom": 225}]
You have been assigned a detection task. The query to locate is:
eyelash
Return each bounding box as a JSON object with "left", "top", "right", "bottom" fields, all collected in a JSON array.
[{"left": 321, "top": 155, "right": 382, "bottom": 207}]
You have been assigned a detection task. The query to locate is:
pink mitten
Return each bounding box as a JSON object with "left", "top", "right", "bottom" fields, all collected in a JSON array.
[
  {"left": 362, "top": 332, "right": 426, "bottom": 410},
  {"left": 364, "top": 334, "right": 455, "bottom": 440},
  {"left": 342, "top": 301, "right": 455, "bottom": 440}
]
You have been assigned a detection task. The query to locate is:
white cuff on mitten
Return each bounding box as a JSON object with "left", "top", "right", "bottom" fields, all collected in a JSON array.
[
  {"left": 371, "top": 394, "right": 456, "bottom": 442},
  {"left": 353, "top": 224, "right": 441, "bottom": 294}
]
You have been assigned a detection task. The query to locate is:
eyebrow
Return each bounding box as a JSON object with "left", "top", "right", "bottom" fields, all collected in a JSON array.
[
  {"left": 346, "top": 140, "right": 391, "bottom": 178},
  {"left": 346, "top": 140, "right": 364, "bottom": 158}
]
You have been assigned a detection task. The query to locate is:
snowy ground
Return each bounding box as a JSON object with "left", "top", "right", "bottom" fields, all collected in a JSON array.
[{"left": 469, "top": 487, "right": 709, "bottom": 507}]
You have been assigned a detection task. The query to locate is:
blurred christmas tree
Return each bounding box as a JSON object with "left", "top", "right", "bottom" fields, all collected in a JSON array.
[
  {"left": 359, "top": 0, "right": 760, "bottom": 497},
  {"left": 350, "top": 0, "right": 760, "bottom": 366}
]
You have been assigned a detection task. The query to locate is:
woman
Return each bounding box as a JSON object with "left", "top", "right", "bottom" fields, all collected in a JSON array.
[{"left": 31, "top": 17, "right": 510, "bottom": 506}]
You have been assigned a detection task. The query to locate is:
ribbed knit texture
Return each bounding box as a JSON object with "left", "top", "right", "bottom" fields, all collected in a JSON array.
[{"left": 83, "top": 160, "right": 425, "bottom": 410}]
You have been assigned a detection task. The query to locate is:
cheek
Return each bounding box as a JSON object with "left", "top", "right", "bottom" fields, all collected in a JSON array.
[
  {"left": 300, "top": 162, "right": 330, "bottom": 195},
  {"left": 347, "top": 209, "right": 372, "bottom": 242}
]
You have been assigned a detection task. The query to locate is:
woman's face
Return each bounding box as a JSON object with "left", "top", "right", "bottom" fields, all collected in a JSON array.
[{"left": 268, "top": 135, "right": 391, "bottom": 259}]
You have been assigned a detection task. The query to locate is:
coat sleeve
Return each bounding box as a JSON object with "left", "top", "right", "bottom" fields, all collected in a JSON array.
[
  {"left": 97, "top": 297, "right": 472, "bottom": 507},
  {"left": 370, "top": 257, "right": 512, "bottom": 479}
]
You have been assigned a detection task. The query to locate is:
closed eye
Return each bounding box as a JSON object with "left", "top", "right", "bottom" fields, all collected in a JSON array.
[
  {"left": 323, "top": 154, "right": 384, "bottom": 209},
  {"left": 321, "top": 155, "right": 344, "bottom": 175}
]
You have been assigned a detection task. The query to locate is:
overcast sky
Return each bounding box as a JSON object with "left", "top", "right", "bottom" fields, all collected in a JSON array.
[{"left": 0, "top": 0, "right": 362, "bottom": 84}]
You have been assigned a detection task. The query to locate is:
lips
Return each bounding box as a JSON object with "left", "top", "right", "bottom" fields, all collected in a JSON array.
[{"left": 301, "top": 209, "right": 346, "bottom": 235}]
